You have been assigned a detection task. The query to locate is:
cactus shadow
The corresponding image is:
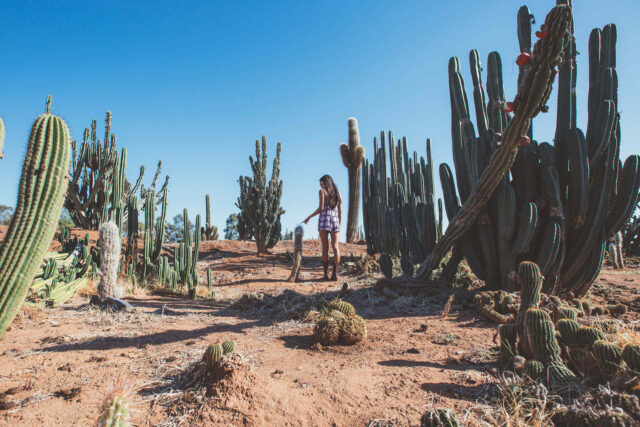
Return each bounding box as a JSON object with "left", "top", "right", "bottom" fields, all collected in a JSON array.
[{"left": 419, "top": 381, "right": 490, "bottom": 402}]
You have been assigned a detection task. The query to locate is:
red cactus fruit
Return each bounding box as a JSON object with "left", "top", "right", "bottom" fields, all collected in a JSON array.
[
  {"left": 516, "top": 52, "right": 532, "bottom": 66},
  {"left": 535, "top": 31, "right": 548, "bottom": 39},
  {"left": 519, "top": 136, "right": 531, "bottom": 146},
  {"left": 502, "top": 102, "right": 515, "bottom": 113}
]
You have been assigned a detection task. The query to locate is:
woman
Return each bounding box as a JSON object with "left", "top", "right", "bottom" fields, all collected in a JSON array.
[{"left": 303, "top": 175, "right": 342, "bottom": 281}]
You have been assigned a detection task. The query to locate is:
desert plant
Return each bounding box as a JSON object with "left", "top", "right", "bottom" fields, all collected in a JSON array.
[
  {"left": 287, "top": 225, "right": 304, "bottom": 282},
  {"left": 97, "top": 222, "right": 121, "bottom": 301},
  {"left": 64, "top": 111, "right": 168, "bottom": 230},
  {"left": 0, "top": 97, "right": 71, "bottom": 336},
  {"left": 622, "top": 198, "right": 640, "bottom": 256},
  {"left": 340, "top": 117, "right": 365, "bottom": 243},
  {"left": 236, "top": 136, "right": 285, "bottom": 254},
  {"left": 223, "top": 213, "right": 240, "bottom": 240},
  {"left": 98, "top": 382, "right": 130, "bottom": 427},
  {"left": 420, "top": 409, "right": 458, "bottom": 427},
  {"left": 201, "top": 194, "right": 219, "bottom": 241}
]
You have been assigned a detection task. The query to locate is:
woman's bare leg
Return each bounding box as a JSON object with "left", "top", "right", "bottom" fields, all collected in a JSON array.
[
  {"left": 319, "top": 230, "right": 330, "bottom": 280},
  {"left": 330, "top": 232, "right": 340, "bottom": 280}
]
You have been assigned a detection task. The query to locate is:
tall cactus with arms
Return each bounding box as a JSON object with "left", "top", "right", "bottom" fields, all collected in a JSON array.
[
  {"left": 0, "top": 96, "right": 71, "bottom": 336},
  {"left": 340, "top": 117, "right": 365, "bottom": 243}
]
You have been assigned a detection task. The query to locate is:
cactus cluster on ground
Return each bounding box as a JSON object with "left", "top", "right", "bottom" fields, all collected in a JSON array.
[
  {"left": 64, "top": 111, "right": 168, "bottom": 231},
  {"left": 0, "top": 97, "right": 71, "bottom": 337},
  {"left": 236, "top": 136, "right": 285, "bottom": 254},
  {"left": 340, "top": 117, "right": 365, "bottom": 243},
  {"left": 362, "top": 134, "right": 442, "bottom": 277},
  {"left": 313, "top": 300, "right": 367, "bottom": 345},
  {"left": 496, "top": 261, "right": 637, "bottom": 388},
  {"left": 203, "top": 338, "right": 237, "bottom": 370}
]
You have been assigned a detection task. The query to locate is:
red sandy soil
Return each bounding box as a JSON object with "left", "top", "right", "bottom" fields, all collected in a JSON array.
[{"left": 0, "top": 226, "right": 639, "bottom": 426}]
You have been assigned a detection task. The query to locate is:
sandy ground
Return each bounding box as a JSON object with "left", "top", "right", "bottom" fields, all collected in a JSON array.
[{"left": 0, "top": 227, "right": 638, "bottom": 426}]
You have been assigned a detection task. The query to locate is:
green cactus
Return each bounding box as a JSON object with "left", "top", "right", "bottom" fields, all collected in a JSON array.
[
  {"left": 517, "top": 261, "right": 542, "bottom": 357},
  {"left": 340, "top": 314, "right": 367, "bottom": 345},
  {"left": 222, "top": 339, "right": 236, "bottom": 355},
  {"left": 498, "top": 324, "right": 517, "bottom": 368},
  {"left": 98, "top": 385, "right": 130, "bottom": 427},
  {"left": 201, "top": 194, "right": 219, "bottom": 241},
  {"left": 525, "top": 308, "right": 563, "bottom": 364},
  {"left": 0, "top": 97, "right": 72, "bottom": 336},
  {"left": 606, "top": 303, "right": 627, "bottom": 315},
  {"left": 236, "top": 136, "right": 285, "bottom": 254},
  {"left": 420, "top": 409, "right": 458, "bottom": 427},
  {"left": 621, "top": 344, "right": 640, "bottom": 373},
  {"left": 553, "top": 306, "right": 577, "bottom": 322},
  {"left": 545, "top": 363, "right": 577, "bottom": 386},
  {"left": 203, "top": 343, "right": 224, "bottom": 367},
  {"left": 207, "top": 268, "right": 213, "bottom": 295},
  {"left": 524, "top": 360, "right": 544, "bottom": 380},
  {"left": 579, "top": 326, "right": 606, "bottom": 347},
  {"left": 340, "top": 118, "right": 365, "bottom": 243},
  {"left": 314, "top": 316, "right": 341, "bottom": 345},
  {"left": 592, "top": 340, "right": 622, "bottom": 376},
  {"left": 556, "top": 319, "right": 581, "bottom": 347},
  {"left": 328, "top": 300, "right": 356, "bottom": 316},
  {"left": 379, "top": 253, "right": 393, "bottom": 279}
]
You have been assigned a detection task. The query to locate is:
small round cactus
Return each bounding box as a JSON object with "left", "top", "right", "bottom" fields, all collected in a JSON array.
[
  {"left": 607, "top": 303, "right": 627, "bottom": 315},
  {"left": 545, "top": 363, "right": 577, "bottom": 386},
  {"left": 579, "top": 326, "right": 606, "bottom": 347},
  {"left": 222, "top": 339, "right": 236, "bottom": 355},
  {"left": 622, "top": 344, "right": 640, "bottom": 373},
  {"left": 203, "top": 343, "right": 224, "bottom": 368},
  {"left": 592, "top": 340, "right": 622, "bottom": 376},
  {"left": 556, "top": 319, "right": 581, "bottom": 347},
  {"left": 328, "top": 300, "right": 356, "bottom": 316},
  {"left": 420, "top": 408, "right": 458, "bottom": 427},
  {"left": 314, "top": 316, "right": 341, "bottom": 345},
  {"left": 553, "top": 306, "right": 577, "bottom": 322},
  {"left": 340, "top": 314, "right": 367, "bottom": 345},
  {"left": 524, "top": 360, "right": 544, "bottom": 380}
]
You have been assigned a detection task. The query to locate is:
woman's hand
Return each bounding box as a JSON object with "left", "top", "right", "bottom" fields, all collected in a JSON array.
[{"left": 303, "top": 217, "right": 310, "bottom": 224}]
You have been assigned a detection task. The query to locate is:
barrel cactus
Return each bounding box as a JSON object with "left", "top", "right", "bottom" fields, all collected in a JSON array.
[
  {"left": 524, "top": 359, "right": 544, "bottom": 380},
  {"left": 592, "top": 340, "right": 622, "bottom": 376},
  {"left": 314, "top": 316, "right": 341, "bottom": 345},
  {"left": 340, "top": 314, "right": 367, "bottom": 345},
  {"left": 0, "top": 97, "right": 71, "bottom": 336},
  {"left": 222, "top": 339, "right": 236, "bottom": 355},
  {"left": 420, "top": 409, "right": 458, "bottom": 427},
  {"left": 622, "top": 344, "right": 640, "bottom": 373},
  {"left": 203, "top": 343, "right": 224, "bottom": 368},
  {"left": 328, "top": 300, "right": 356, "bottom": 316}
]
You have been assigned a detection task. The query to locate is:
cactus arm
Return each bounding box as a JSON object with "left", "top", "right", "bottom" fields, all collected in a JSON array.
[
  {"left": 413, "top": 5, "right": 571, "bottom": 284},
  {"left": 605, "top": 155, "right": 640, "bottom": 237}
]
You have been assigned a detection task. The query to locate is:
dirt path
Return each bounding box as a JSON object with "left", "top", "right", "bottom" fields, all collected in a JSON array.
[{"left": 1, "top": 235, "right": 638, "bottom": 426}]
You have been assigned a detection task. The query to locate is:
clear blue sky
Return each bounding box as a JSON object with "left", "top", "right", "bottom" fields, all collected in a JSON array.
[{"left": 1, "top": 0, "right": 639, "bottom": 241}]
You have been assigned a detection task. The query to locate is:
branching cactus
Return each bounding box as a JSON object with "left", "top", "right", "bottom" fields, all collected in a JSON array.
[
  {"left": 287, "top": 225, "right": 304, "bottom": 282},
  {"left": 0, "top": 97, "right": 71, "bottom": 336},
  {"left": 97, "top": 222, "right": 121, "bottom": 301},
  {"left": 340, "top": 117, "right": 365, "bottom": 243}
]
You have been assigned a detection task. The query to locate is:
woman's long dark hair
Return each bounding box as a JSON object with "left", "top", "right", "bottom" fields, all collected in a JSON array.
[{"left": 320, "top": 175, "right": 339, "bottom": 209}]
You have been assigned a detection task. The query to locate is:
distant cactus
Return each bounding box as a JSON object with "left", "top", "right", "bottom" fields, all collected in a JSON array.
[
  {"left": 222, "top": 339, "right": 236, "bottom": 355},
  {"left": 592, "top": 340, "right": 622, "bottom": 376},
  {"left": 203, "top": 343, "right": 224, "bottom": 368},
  {"left": 622, "top": 344, "right": 640, "bottom": 373},
  {"left": 524, "top": 360, "right": 544, "bottom": 380},
  {"left": 0, "top": 97, "right": 71, "bottom": 336},
  {"left": 314, "top": 316, "right": 341, "bottom": 345},
  {"left": 420, "top": 409, "right": 458, "bottom": 427},
  {"left": 340, "top": 118, "right": 365, "bottom": 243},
  {"left": 328, "top": 300, "right": 355, "bottom": 316},
  {"left": 607, "top": 303, "right": 627, "bottom": 315},
  {"left": 201, "top": 194, "right": 219, "bottom": 241},
  {"left": 97, "top": 222, "right": 121, "bottom": 301},
  {"left": 340, "top": 314, "right": 367, "bottom": 345}
]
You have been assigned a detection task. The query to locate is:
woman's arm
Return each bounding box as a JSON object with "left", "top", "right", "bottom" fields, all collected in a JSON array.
[{"left": 303, "top": 190, "right": 325, "bottom": 224}]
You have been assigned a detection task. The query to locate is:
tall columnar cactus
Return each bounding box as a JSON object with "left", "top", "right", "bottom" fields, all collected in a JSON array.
[
  {"left": 516, "top": 261, "right": 542, "bottom": 356},
  {"left": 201, "top": 194, "right": 219, "bottom": 241},
  {"left": 340, "top": 117, "right": 365, "bottom": 243},
  {"left": 64, "top": 111, "right": 168, "bottom": 230},
  {"left": 173, "top": 209, "right": 200, "bottom": 298},
  {"left": 361, "top": 134, "right": 441, "bottom": 275},
  {"left": 0, "top": 97, "right": 71, "bottom": 336},
  {"left": 236, "top": 136, "right": 285, "bottom": 254},
  {"left": 287, "top": 225, "right": 304, "bottom": 282},
  {"left": 97, "top": 222, "right": 121, "bottom": 301}
]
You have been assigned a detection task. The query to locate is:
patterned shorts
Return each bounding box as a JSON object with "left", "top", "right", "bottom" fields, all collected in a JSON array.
[{"left": 318, "top": 209, "right": 340, "bottom": 233}]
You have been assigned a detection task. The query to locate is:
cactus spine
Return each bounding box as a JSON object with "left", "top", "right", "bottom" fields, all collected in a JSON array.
[
  {"left": 97, "top": 222, "right": 121, "bottom": 301},
  {"left": 340, "top": 117, "right": 365, "bottom": 243},
  {"left": 236, "top": 136, "right": 285, "bottom": 254},
  {"left": 0, "top": 97, "right": 71, "bottom": 336},
  {"left": 98, "top": 384, "right": 130, "bottom": 427}
]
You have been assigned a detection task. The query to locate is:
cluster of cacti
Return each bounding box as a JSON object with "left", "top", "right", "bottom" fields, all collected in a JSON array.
[
  {"left": 606, "top": 231, "right": 624, "bottom": 269},
  {"left": 474, "top": 290, "right": 517, "bottom": 323},
  {"left": 26, "top": 232, "right": 96, "bottom": 307},
  {"left": 203, "top": 338, "right": 237, "bottom": 369},
  {"left": 420, "top": 409, "right": 458, "bottom": 427},
  {"left": 64, "top": 111, "right": 168, "bottom": 230},
  {"left": 98, "top": 382, "right": 130, "bottom": 427},
  {"left": 498, "top": 261, "right": 637, "bottom": 387},
  {"left": 418, "top": 4, "right": 639, "bottom": 296},
  {"left": 287, "top": 225, "right": 304, "bottom": 282},
  {"left": 201, "top": 194, "right": 219, "bottom": 241},
  {"left": 97, "top": 222, "right": 122, "bottom": 301},
  {"left": 236, "top": 136, "right": 285, "bottom": 254},
  {"left": 361, "top": 134, "right": 442, "bottom": 276},
  {"left": 313, "top": 300, "right": 367, "bottom": 345},
  {"left": 340, "top": 117, "right": 365, "bottom": 243},
  {"left": 0, "top": 97, "right": 72, "bottom": 336},
  {"left": 622, "top": 200, "right": 640, "bottom": 256}
]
